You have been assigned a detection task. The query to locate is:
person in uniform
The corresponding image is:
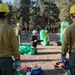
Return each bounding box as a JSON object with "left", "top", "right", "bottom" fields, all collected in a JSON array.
[
  {"left": 15, "top": 23, "right": 21, "bottom": 45},
  {"left": 30, "top": 30, "right": 38, "bottom": 54},
  {"left": 0, "top": 3, "right": 21, "bottom": 75},
  {"left": 61, "top": 5, "right": 75, "bottom": 75}
]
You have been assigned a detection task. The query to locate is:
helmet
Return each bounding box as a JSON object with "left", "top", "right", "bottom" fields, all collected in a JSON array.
[
  {"left": 0, "top": 4, "right": 9, "bottom": 16},
  {"left": 17, "top": 23, "right": 20, "bottom": 26},
  {"left": 70, "top": 5, "right": 75, "bottom": 14},
  {"left": 32, "top": 30, "right": 37, "bottom": 34},
  {"left": 45, "top": 30, "right": 48, "bottom": 33}
]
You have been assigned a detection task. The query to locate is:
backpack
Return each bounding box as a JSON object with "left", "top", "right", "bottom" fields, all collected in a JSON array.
[{"left": 26, "top": 67, "right": 44, "bottom": 75}]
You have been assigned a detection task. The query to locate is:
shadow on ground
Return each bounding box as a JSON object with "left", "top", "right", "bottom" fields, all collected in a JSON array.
[
  {"left": 37, "top": 52, "right": 61, "bottom": 55},
  {"left": 44, "top": 69, "right": 67, "bottom": 75},
  {"left": 21, "top": 59, "right": 60, "bottom": 62}
]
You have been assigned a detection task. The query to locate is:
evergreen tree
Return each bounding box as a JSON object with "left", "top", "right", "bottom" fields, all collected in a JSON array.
[
  {"left": 29, "top": 0, "right": 60, "bottom": 29},
  {"left": 56, "top": 0, "right": 75, "bottom": 23},
  {"left": 29, "top": 0, "right": 41, "bottom": 29},
  {"left": 6, "top": 3, "right": 13, "bottom": 25},
  {"left": 0, "top": 0, "right": 2, "bottom": 3},
  {"left": 49, "top": 3, "right": 60, "bottom": 25},
  {"left": 40, "top": 0, "right": 60, "bottom": 27},
  {"left": 12, "top": 0, "right": 20, "bottom": 24},
  {"left": 19, "top": 0, "right": 30, "bottom": 28}
]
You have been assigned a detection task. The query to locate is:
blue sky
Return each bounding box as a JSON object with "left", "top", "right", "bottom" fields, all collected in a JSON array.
[{"left": 2, "top": 0, "right": 14, "bottom": 4}]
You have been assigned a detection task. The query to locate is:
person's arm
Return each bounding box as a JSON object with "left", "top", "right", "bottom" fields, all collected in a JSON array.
[
  {"left": 61, "top": 27, "right": 70, "bottom": 56},
  {"left": 30, "top": 35, "right": 34, "bottom": 41},
  {"left": 10, "top": 27, "right": 20, "bottom": 60}
]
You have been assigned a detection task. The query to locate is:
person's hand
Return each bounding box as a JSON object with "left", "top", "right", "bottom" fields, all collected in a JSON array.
[
  {"left": 13, "top": 60, "right": 21, "bottom": 71},
  {"left": 34, "top": 40, "right": 37, "bottom": 42},
  {"left": 61, "top": 54, "right": 66, "bottom": 65}
]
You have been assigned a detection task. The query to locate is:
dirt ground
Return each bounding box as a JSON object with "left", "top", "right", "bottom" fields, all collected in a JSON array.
[{"left": 20, "top": 32, "right": 68, "bottom": 75}]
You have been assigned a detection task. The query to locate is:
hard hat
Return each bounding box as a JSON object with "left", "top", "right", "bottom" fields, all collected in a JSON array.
[
  {"left": 0, "top": 4, "right": 9, "bottom": 16},
  {"left": 32, "top": 30, "right": 37, "bottom": 34},
  {"left": 45, "top": 30, "right": 48, "bottom": 33},
  {"left": 70, "top": 5, "right": 75, "bottom": 14},
  {"left": 17, "top": 23, "right": 20, "bottom": 26}
]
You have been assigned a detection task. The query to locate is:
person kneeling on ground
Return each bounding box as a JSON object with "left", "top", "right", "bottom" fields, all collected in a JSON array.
[
  {"left": 30, "top": 30, "right": 38, "bottom": 54},
  {"left": 61, "top": 5, "right": 75, "bottom": 75}
]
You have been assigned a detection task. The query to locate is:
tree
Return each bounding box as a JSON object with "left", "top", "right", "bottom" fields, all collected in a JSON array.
[
  {"left": 8, "top": 0, "right": 60, "bottom": 31},
  {"left": 29, "top": 0, "right": 41, "bottom": 29},
  {"left": 12, "top": 0, "right": 20, "bottom": 24},
  {"left": 56, "top": 0, "right": 75, "bottom": 23},
  {"left": 19, "top": 0, "right": 30, "bottom": 28},
  {"left": 49, "top": 3, "right": 60, "bottom": 24},
  {"left": 29, "top": 0, "right": 60, "bottom": 30},
  {"left": 0, "top": 0, "right": 2, "bottom": 3},
  {"left": 6, "top": 3, "right": 13, "bottom": 25},
  {"left": 40, "top": 0, "right": 60, "bottom": 27}
]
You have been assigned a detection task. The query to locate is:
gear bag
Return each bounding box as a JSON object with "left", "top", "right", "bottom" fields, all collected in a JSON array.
[{"left": 26, "top": 67, "right": 44, "bottom": 75}]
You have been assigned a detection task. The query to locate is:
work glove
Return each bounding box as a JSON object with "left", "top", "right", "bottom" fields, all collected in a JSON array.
[
  {"left": 13, "top": 59, "right": 21, "bottom": 71},
  {"left": 61, "top": 54, "right": 69, "bottom": 68},
  {"left": 61, "top": 54, "right": 66, "bottom": 65}
]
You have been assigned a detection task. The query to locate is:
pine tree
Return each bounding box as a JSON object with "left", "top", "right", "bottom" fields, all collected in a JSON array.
[
  {"left": 19, "top": 0, "right": 30, "bottom": 28},
  {"left": 0, "top": 0, "right": 2, "bottom": 3},
  {"left": 56, "top": 0, "right": 75, "bottom": 23},
  {"left": 29, "top": 0, "right": 40, "bottom": 29},
  {"left": 6, "top": 3, "right": 13, "bottom": 25},
  {"left": 29, "top": 0, "right": 60, "bottom": 29}
]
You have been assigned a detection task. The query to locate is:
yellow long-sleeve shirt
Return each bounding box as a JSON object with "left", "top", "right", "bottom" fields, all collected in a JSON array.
[
  {"left": 45, "top": 33, "right": 50, "bottom": 41},
  {"left": 61, "top": 22, "right": 75, "bottom": 55},
  {"left": 0, "top": 21, "right": 20, "bottom": 60}
]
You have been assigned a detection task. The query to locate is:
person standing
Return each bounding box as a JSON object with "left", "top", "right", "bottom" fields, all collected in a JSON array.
[
  {"left": 44, "top": 30, "right": 50, "bottom": 45},
  {"left": 15, "top": 23, "right": 21, "bottom": 45},
  {"left": 0, "top": 3, "right": 21, "bottom": 75},
  {"left": 61, "top": 5, "right": 75, "bottom": 75},
  {"left": 40, "top": 26, "right": 45, "bottom": 45}
]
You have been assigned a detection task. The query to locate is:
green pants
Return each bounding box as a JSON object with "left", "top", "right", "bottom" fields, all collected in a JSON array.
[
  {"left": 0, "top": 57, "right": 13, "bottom": 75},
  {"left": 31, "top": 46, "right": 37, "bottom": 54},
  {"left": 34, "top": 47, "right": 37, "bottom": 54},
  {"left": 69, "top": 52, "right": 75, "bottom": 75},
  {"left": 70, "top": 66, "right": 75, "bottom": 75}
]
